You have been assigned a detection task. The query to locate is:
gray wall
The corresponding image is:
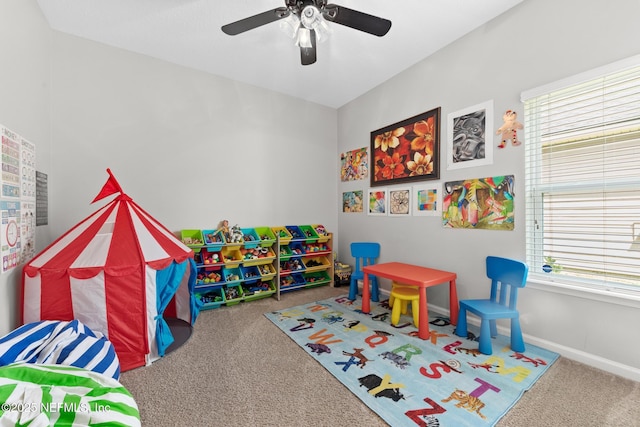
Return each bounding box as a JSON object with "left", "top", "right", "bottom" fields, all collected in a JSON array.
[
  {"left": 337, "top": 0, "right": 640, "bottom": 380},
  {"left": 49, "top": 33, "right": 338, "bottom": 238},
  {"left": 2, "top": 0, "right": 639, "bottom": 381},
  {"left": 0, "top": 0, "right": 53, "bottom": 336}
]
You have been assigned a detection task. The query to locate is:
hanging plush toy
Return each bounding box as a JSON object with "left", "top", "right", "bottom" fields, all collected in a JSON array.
[{"left": 496, "top": 109, "right": 523, "bottom": 148}]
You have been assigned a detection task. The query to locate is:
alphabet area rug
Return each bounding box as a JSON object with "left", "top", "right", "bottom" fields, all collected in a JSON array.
[{"left": 264, "top": 294, "right": 559, "bottom": 427}]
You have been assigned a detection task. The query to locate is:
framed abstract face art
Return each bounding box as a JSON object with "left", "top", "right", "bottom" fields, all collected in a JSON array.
[
  {"left": 447, "top": 100, "right": 494, "bottom": 170},
  {"left": 370, "top": 108, "right": 441, "bottom": 187}
]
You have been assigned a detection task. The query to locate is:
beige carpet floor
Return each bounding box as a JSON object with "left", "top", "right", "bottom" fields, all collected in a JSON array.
[{"left": 120, "top": 286, "right": 640, "bottom": 426}]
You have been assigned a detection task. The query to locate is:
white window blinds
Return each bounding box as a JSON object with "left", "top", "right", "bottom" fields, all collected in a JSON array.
[{"left": 522, "top": 59, "right": 640, "bottom": 291}]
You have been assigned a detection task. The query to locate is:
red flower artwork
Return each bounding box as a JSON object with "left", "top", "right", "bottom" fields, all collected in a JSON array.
[{"left": 370, "top": 108, "right": 441, "bottom": 186}]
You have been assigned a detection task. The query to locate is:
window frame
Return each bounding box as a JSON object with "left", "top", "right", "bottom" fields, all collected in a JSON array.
[{"left": 521, "top": 55, "right": 640, "bottom": 302}]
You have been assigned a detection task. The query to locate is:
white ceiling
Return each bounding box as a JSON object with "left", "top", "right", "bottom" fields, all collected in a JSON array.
[{"left": 36, "top": 0, "right": 523, "bottom": 109}]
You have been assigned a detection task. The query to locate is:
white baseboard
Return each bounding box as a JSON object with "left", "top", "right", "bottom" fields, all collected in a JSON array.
[{"left": 375, "top": 288, "right": 640, "bottom": 382}]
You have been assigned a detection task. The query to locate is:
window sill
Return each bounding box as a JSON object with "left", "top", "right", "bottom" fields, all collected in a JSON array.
[{"left": 527, "top": 275, "right": 640, "bottom": 309}]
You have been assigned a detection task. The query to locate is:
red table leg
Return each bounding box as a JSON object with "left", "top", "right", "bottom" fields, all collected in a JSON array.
[
  {"left": 449, "top": 279, "right": 459, "bottom": 326},
  {"left": 418, "top": 286, "right": 430, "bottom": 340},
  {"left": 362, "top": 273, "right": 371, "bottom": 313}
]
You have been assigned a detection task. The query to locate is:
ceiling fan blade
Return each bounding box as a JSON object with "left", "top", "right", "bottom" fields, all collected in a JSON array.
[
  {"left": 221, "top": 8, "right": 289, "bottom": 35},
  {"left": 323, "top": 4, "right": 391, "bottom": 37},
  {"left": 300, "top": 30, "right": 317, "bottom": 66}
]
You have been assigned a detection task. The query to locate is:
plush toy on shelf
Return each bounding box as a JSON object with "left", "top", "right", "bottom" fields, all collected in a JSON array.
[
  {"left": 496, "top": 109, "right": 524, "bottom": 148},
  {"left": 217, "top": 219, "right": 230, "bottom": 241},
  {"left": 228, "top": 224, "right": 243, "bottom": 243}
]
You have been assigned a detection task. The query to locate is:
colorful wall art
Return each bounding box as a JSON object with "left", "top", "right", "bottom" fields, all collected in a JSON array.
[
  {"left": 367, "top": 189, "right": 388, "bottom": 216},
  {"left": 342, "top": 190, "right": 364, "bottom": 213},
  {"left": 413, "top": 185, "right": 440, "bottom": 216},
  {"left": 443, "top": 175, "right": 514, "bottom": 230},
  {"left": 447, "top": 100, "right": 494, "bottom": 170},
  {"left": 340, "top": 147, "right": 369, "bottom": 181},
  {"left": 389, "top": 188, "right": 411, "bottom": 216},
  {"left": 370, "top": 108, "right": 440, "bottom": 187}
]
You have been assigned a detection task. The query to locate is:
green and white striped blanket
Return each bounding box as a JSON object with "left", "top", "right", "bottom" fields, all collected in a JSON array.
[{"left": 0, "top": 362, "right": 140, "bottom": 426}]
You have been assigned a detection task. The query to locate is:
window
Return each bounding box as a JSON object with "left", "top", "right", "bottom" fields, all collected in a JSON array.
[{"left": 522, "top": 56, "right": 640, "bottom": 294}]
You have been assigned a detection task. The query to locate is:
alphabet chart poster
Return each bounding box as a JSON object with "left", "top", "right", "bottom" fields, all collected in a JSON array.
[{"left": 0, "top": 124, "right": 36, "bottom": 272}]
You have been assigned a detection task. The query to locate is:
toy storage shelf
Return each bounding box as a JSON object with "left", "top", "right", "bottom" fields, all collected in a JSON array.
[
  {"left": 187, "top": 227, "right": 278, "bottom": 310},
  {"left": 183, "top": 225, "right": 333, "bottom": 308},
  {"left": 276, "top": 228, "right": 334, "bottom": 300}
]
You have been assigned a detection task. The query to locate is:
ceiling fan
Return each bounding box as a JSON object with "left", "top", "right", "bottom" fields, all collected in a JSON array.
[{"left": 221, "top": 0, "right": 392, "bottom": 66}]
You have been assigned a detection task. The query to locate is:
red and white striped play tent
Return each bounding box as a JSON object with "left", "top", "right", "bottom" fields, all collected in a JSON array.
[{"left": 22, "top": 169, "right": 199, "bottom": 372}]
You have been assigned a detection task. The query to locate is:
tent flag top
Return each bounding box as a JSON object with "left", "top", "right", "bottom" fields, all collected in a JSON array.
[{"left": 92, "top": 168, "right": 124, "bottom": 203}]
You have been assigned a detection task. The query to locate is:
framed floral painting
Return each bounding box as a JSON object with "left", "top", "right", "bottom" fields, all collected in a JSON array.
[{"left": 370, "top": 107, "right": 441, "bottom": 187}]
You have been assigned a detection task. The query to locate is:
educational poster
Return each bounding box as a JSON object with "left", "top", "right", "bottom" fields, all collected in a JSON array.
[
  {"left": 1, "top": 200, "right": 20, "bottom": 272},
  {"left": 20, "top": 201, "right": 36, "bottom": 263},
  {"left": 21, "top": 137, "right": 36, "bottom": 200},
  {"left": 1, "top": 126, "right": 21, "bottom": 199},
  {"left": 0, "top": 124, "right": 37, "bottom": 272},
  {"left": 340, "top": 147, "right": 369, "bottom": 181},
  {"left": 442, "top": 175, "right": 514, "bottom": 230},
  {"left": 36, "top": 171, "right": 47, "bottom": 226}
]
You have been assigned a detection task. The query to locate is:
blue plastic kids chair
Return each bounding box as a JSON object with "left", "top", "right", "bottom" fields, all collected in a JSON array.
[
  {"left": 349, "top": 242, "right": 380, "bottom": 302},
  {"left": 455, "top": 256, "right": 529, "bottom": 355}
]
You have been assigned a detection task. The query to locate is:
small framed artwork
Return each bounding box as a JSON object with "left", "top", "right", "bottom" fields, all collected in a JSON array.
[
  {"left": 367, "top": 189, "right": 388, "bottom": 216},
  {"left": 413, "top": 184, "right": 440, "bottom": 216},
  {"left": 370, "top": 107, "right": 441, "bottom": 187},
  {"left": 447, "top": 100, "right": 494, "bottom": 170},
  {"left": 389, "top": 188, "right": 412, "bottom": 217},
  {"left": 340, "top": 147, "right": 369, "bottom": 181},
  {"left": 342, "top": 190, "right": 364, "bottom": 213}
]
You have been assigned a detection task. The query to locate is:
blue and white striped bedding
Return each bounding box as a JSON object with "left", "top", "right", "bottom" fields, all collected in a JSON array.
[{"left": 0, "top": 320, "right": 120, "bottom": 380}]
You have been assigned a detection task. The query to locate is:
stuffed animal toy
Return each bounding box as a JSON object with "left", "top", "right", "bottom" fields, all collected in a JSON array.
[
  {"left": 496, "top": 109, "right": 523, "bottom": 148},
  {"left": 228, "top": 224, "right": 243, "bottom": 243},
  {"left": 217, "top": 219, "right": 230, "bottom": 241}
]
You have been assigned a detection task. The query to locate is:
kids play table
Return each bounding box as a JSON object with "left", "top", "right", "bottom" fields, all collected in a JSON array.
[{"left": 362, "top": 262, "right": 458, "bottom": 340}]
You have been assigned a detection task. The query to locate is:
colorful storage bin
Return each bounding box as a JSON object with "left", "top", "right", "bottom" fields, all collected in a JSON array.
[
  {"left": 181, "top": 229, "right": 204, "bottom": 251},
  {"left": 222, "top": 267, "right": 243, "bottom": 285},
  {"left": 202, "top": 229, "right": 225, "bottom": 251},
  {"left": 271, "top": 226, "right": 292, "bottom": 244},
  {"left": 223, "top": 284, "right": 244, "bottom": 306},
  {"left": 286, "top": 225, "right": 305, "bottom": 241},
  {"left": 303, "top": 270, "right": 331, "bottom": 286},
  {"left": 298, "top": 225, "right": 319, "bottom": 242},
  {"left": 312, "top": 224, "right": 330, "bottom": 243},
  {"left": 197, "top": 287, "right": 225, "bottom": 309},
  {"left": 303, "top": 256, "right": 330, "bottom": 272},
  {"left": 241, "top": 228, "right": 260, "bottom": 249},
  {"left": 254, "top": 226, "right": 276, "bottom": 247}
]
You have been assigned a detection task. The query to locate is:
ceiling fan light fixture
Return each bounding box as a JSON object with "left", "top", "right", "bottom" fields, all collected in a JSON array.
[
  {"left": 300, "top": 5, "right": 321, "bottom": 29},
  {"left": 299, "top": 5, "right": 331, "bottom": 43},
  {"left": 296, "top": 28, "right": 313, "bottom": 48},
  {"left": 315, "top": 18, "right": 332, "bottom": 43},
  {"left": 279, "top": 13, "right": 300, "bottom": 39}
]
